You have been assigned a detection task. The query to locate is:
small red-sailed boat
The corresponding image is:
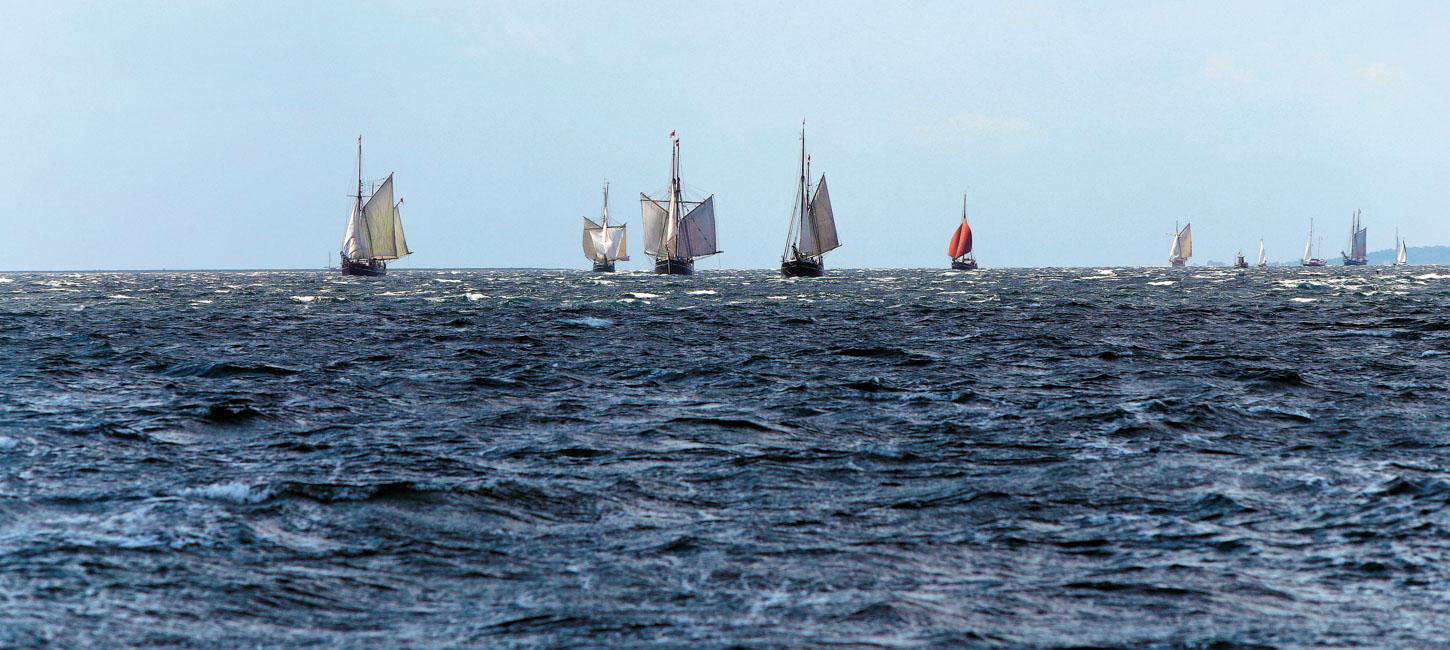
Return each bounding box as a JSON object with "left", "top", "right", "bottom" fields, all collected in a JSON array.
[{"left": 949, "top": 194, "right": 977, "bottom": 270}]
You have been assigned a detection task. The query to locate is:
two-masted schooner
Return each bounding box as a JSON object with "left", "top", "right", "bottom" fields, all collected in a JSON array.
[
  {"left": 339, "top": 136, "right": 411, "bottom": 276},
  {"left": 641, "top": 133, "right": 719, "bottom": 275},
  {"left": 1395, "top": 230, "right": 1408, "bottom": 266},
  {"left": 948, "top": 194, "right": 977, "bottom": 270},
  {"left": 781, "top": 127, "right": 839, "bottom": 277},
  {"left": 1168, "top": 222, "right": 1192, "bottom": 267},
  {"left": 1341, "top": 209, "right": 1367, "bottom": 266},
  {"left": 582, "top": 182, "right": 628, "bottom": 272},
  {"left": 1301, "top": 219, "right": 1326, "bottom": 266}
]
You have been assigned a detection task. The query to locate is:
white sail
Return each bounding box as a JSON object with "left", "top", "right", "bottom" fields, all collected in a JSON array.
[
  {"left": 1303, "top": 222, "right": 1314, "bottom": 262},
  {"left": 582, "top": 216, "right": 603, "bottom": 261},
  {"left": 640, "top": 195, "right": 668, "bottom": 256},
  {"left": 1257, "top": 239, "right": 1266, "bottom": 265},
  {"left": 677, "top": 196, "right": 719, "bottom": 258},
  {"left": 390, "top": 201, "right": 410, "bottom": 258},
  {"left": 1396, "top": 236, "right": 1407, "bottom": 265},
  {"left": 799, "top": 176, "right": 840, "bottom": 257},
  {"left": 362, "top": 174, "right": 405, "bottom": 259},
  {"left": 343, "top": 204, "right": 369, "bottom": 260},
  {"left": 342, "top": 173, "right": 408, "bottom": 260},
  {"left": 1169, "top": 231, "right": 1182, "bottom": 259},
  {"left": 609, "top": 225, "right": 629, "bottom": 261}
]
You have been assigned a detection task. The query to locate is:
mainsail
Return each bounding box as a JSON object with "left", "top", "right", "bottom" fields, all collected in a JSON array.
[
  {"left": 1303, "top": 220, "right": 1314, "bottom": 263},
  {"left": 949, "top": 194, "right": 973, "bottom": 260},
  {"left": 799, "top": 177, "right": 839, "bottom": 257},
  {"left": 1396, "top": 232, "right": 1407, "bottom": 265},
  {"left": 1257, "top": 239, "right": 1266, "bottom": 266}
]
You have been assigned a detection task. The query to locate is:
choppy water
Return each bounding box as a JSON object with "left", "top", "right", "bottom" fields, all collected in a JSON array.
[{"left": 2, "top": 267, "right": 1448, "bottom": 648}]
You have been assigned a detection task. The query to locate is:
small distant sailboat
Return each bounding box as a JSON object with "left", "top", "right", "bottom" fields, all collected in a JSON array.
[
  {"left": 1168, "top": 222, "right": 1192, "bottom": 267},
  {"left": 641, "top": 132, "right": 719, "bottom": 275},
  {"left": 1395, "top": 230, "right": 1408, "bottom": 266},
  {"left": 781, "top": 126, "right": 839, "bottom": 278},
  {"left": 340, "top": 136, "right": 411, "bottom": 276},
  {"left": 1341, "top": 209, "right": 1367, "bottom": 266},
  {"left": 1301, "top": 219, "right": 1326, "bottom": 267},
  {"left": 948, "top": 194, "right": 977, "bottom": 270},
  {"left": 1256, "top": 239, "right": 1268, "bottom": 268},
  {"left": 583, "top": 182, "right": 628, "bottom": 273},
  {"left": 1234, "top": 250, "right": 1248, "bottom": 268}
]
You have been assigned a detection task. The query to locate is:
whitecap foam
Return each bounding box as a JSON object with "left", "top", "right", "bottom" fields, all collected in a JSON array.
[
  {"left": 0, "top": 436, "right": 18, "bottom": 450},
  {"left": 687, "top": 290, "right": 718, "bottom": 295},
  {"left": 563, "top": 317, "right": 613, "bottom": 329},
  {"left": 179, "top": 482, "right": 274, "bottom": 504}
]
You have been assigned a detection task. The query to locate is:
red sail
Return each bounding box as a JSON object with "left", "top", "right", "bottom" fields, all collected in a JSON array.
[{"left": 948, "top": 218, "right": 972, "bottom": 258}]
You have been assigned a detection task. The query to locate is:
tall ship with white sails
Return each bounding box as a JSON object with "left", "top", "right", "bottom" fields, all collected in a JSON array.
[
  {"left": 1301, "top": 219, "right": 1326, "bottom": 267},
  {"left": 583, "top": 182, "right": 628, "bottom": 273},
  {"left": 1168, "top": 222, "right": 1192, "bottom": 267},
  {"left": 948, "top": 194, "right": 977, "bottom": 270},
  {"left": 339, "top": 136, "right": 411, "bottom": 276},
  {"left": 781, "top": 126, "right": 839, "bottom": 277},
  {"left": 1341, "top": 209, "right": 1367, "bottom": 266},
  {"left": 641, "top": 132, "right": 719, "bottom": 275}
]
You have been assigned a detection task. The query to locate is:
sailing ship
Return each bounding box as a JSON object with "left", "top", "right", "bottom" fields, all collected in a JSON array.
[
  {"left": 1168, "top": 222, "right": 1192, "bottom": 267},
  {"left": 1234, "top": 250, "right": 1248, "bottom": 268},
  {"left": 340, "top": 136, "right": 411, "bottom": 276},
  {"left": 640, "top": 132, "right": 719, "bottom": 275},
  {"left": 1341, "top": 209, "right": 1367, "bottom": 266},
  {"left": 781, "top": 127, "right": 839, "bottom": 277},
  {"left": 948, "top": 194, "right": 976, "bottom": 270},
  {"left": 1301, "top": 219, "right": 1326, "bottom": 266},
  {"left": 1256, "top": 239, "right": 1268, "bottom": 268},
  {"left": 1395, "top": 229, "right": 1408, "bottom": 266},
  {"left": 583, "top": 182, "right": 628, "bottom": 272}
]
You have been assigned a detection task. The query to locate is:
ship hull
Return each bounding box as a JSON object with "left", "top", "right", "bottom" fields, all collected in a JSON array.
[
  {"left": 1342, "top": 258, "right": 1367, "bottom": 266},
  {"left": 951, "top": 259, "right": 978, "bottom": 270},
  {"left": 340, "top": 256, "right": 386, "bottom": 276},
  {"left": 1169, "top": 258, "right": 1187, "bottom": 267},
  {"left": 654, "top": 258, "right": 694, "bottom": 275},
  {"left": 1234, "top": 261, "right": 1248, "bottom": 268},
  {"left": 1302, "top": 260, "right": 1327, "bottom": 267},
  {"left": 591, "top": 260, "right": 615, "bottom": 273},
  {"left": 781, "top": 258, "right": 823, "bottom": 277}
]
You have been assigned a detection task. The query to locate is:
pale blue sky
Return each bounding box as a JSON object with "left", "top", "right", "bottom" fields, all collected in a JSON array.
[{"left": 3, "top": 1, "right": 1447, "bottom": 270}]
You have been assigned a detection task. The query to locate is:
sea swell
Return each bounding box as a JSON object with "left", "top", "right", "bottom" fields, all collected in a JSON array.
[{"left": 0, "top": 268, "right": 1447, "bottom": 647}]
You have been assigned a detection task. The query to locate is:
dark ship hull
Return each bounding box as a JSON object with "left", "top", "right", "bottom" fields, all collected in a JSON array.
[
  {"left": 951, "top": 259, "right": 978, "bottom": 270},
  {"left": 1342, "top": 257, "right": 1367, "bottom": 266},
  {"left": 1302, "top": 259, "right": 1327, "bottom": 267},
  {"left": 340, "top": 255, "right": 386, "bottom": 276},
  {"left": 654, "top": 258, "right": 694, "bottom": 275},
  {"left": 1169, "top": 258, "right": 1187, "bottom": 268},
  {"left": 591, "top": 260, "right": 615, "bottom": 273},
  {"left": 781, "top": 258, "right": 823, "bottom": 277}
]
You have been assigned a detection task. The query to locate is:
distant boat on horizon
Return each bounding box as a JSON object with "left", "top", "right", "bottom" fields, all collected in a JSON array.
[
  {"left": 1169, "top": 222, "right": 1192, "bottom": 267},
  {"left": 583, "top": 182, "right": 628, "bottom": 273},
  {"left": 781, "top": 126, "right": 840, "bottom": 278},
  {"left": 949, "top": 194, "right": 977, "bottom": 270},
  {"left": 641, "top": 132, "right": 719, "bottom": 275},
  {"left": 1341, "top": 209, "right": 1367, "bottom": 266},
  {"left": 1302, "top": 219, "right": 1326, "bottom": 267},
  {"left": 340, "top": 136, "right": 411, "bottom": 276},
  {"left": 1257, "top": 239, "right": 1268, "bottom": 268},
  {"left": 1234, "top": 249, "right": 1248, "bottom": 268},
  {"left": 1395, "top": 229, "right": 1407, "bottom": 266}
]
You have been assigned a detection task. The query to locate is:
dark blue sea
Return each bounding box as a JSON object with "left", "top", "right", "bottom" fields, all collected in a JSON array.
[{"left": 2, "top": 268, "right": 1447, "bottom": 648}]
